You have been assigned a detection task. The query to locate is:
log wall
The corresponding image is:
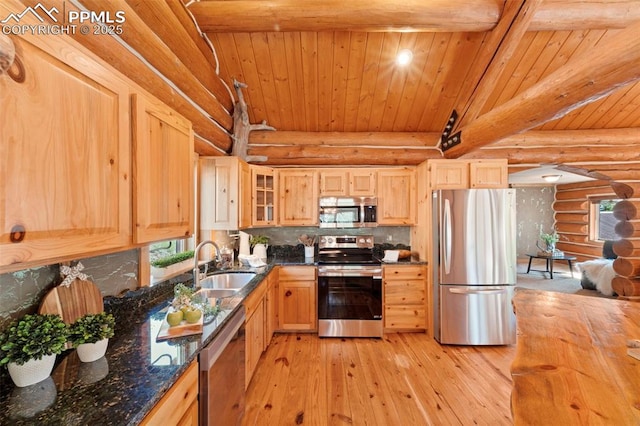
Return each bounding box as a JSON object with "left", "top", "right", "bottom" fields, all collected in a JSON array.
[
  {"left": 554, "top": 180, "right": 614, "bottom": 261},
  {"left": 555, "top": 179, "right": 640, "bottom": 299}
]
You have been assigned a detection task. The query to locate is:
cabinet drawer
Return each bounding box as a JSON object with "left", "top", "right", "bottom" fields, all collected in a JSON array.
[
  {"left": 383, "top": 265, "right": 427, "bottom": 280},
  {"left": 384, "top": 306, "right": 426, "bottom": 330},
  {"left": 384, "top": 281, "right": 426, "bottom": 305},
  {"left": 279, "top": 266, "right": 316, "bottom": 281}
]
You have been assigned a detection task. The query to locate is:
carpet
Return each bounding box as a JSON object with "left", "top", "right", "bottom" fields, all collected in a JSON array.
[{"left": 515, "top": 258, "right": 614, "bottom": 299}]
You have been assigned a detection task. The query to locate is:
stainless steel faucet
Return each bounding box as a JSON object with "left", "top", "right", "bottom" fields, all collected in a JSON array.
[{"left": 193, "top": 240, "right": 221, "bottom": 288}]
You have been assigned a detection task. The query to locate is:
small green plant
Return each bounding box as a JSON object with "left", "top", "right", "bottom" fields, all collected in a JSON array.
[
  {"left": 68, "top": 312, "right": 115, "bottom": 347},
  {"left": 0, "top": 314, "right": 69, "bottom": 367},
  {"left": 151, "top": 250, "right": 195, "bottom": 268},
  {"left": 540, "top": 230, "right": 559, "bottom": 245},
  {"left": 250, "top": 235, "right": 269, "bottom": 246},
  {"left": 172, "top": 283, "right": 218, "bottom": 319}
]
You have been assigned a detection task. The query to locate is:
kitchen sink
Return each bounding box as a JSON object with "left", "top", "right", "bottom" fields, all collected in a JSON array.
[
  {"left": 195, "top": 288, "right": 239, "bottom": 299},
  {"left": 198, "top": 272, "right": 256, "bottom": 290}
]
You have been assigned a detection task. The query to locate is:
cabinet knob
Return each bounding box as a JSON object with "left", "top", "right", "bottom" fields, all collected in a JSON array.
[
  {"left": 285, "top": 290, "right": 292, "bottom": 297},
  {"left": 10, "top": 224, "right": 25, "bottom": 243}
]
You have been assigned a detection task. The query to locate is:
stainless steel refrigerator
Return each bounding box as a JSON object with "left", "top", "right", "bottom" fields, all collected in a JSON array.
[{"left": 432, "top": 189, "right": 517, "bottom": 345}]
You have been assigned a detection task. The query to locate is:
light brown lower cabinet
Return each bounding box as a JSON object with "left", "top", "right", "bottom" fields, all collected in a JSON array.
[
  {"left": 278, "top": 266, "right": 317, "bottom": 331},
  {"left": 244, "top": 268, "right": 279, "bottom": 389},
  {"left": 383, "top": 265, "right": 428, "bottom": 332},
  {"left": 141, "top": 360, "right": 199, "bottom": 426}
]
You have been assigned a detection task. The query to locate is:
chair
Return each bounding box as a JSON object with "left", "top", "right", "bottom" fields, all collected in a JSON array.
[{"left": 580, "top": 240, "right": 617, "bottom": 291}]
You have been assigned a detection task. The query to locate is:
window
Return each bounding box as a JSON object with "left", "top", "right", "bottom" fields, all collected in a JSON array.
[
  {"left": 149, "top": 237, "right": 193, "bottom": 263},
  {"left": 589, "top": 198, "right": 620, "bottom": 241}
]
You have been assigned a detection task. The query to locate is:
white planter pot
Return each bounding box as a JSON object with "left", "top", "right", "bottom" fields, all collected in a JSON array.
[
  {"left": 151, "top": 259, "right": 193, "bottom": 278},
  {"left": 7, "top": 354, "right": 56, "bottom": 388},
  {"left": 76, "top": 338, "right": 109, "bottom": 363}
]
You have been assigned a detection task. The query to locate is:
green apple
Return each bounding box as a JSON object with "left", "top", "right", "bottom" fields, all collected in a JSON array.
[
  {"left": 167, "top": 310, "right": 184, "bottom": 326},
  {"left": 184, "top": 309, "right": 202, "bottom": 324}
]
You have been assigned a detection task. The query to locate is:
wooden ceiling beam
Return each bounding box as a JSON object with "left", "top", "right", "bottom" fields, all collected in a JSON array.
[
  {"left": 79, "top": 0, "right": 233, "bottom": 131},
  {"left": 443, "top": 20, "right": 640, "bottom": 158},
  {"left": 125, "top": 0, "right": 234, "bottom": 111},
  {"left": 189, "top": 0, "right": 640, "bottom": 33},
  {"left": 465, "top": 146, "right": 640, "bottom": 164},
  {"left": 246, "top": 145, "right": 441, "bottom": 166},
  {"left": 190, "top": 0, "right": 500, "bottom": 33},
  {"left": 492, "top": 128, "right": 640, "bottom": 147},
  {"left": 453, "top": 0, "right": 542, "bottom": 132},
  {"left": 22, "top": 0, "right": 234, "bottom": 152},
  {"left": 249, "top": 131, "right": 441, "bottom": 147}
]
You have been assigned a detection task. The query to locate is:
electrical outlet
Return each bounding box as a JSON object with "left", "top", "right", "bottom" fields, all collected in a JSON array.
[{"left": 386, "top": 235, "right": 393, "bottom": 242}]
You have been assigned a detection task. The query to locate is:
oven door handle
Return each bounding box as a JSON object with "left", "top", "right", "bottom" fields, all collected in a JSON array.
[{"left": 318, "top": 270, "right": 382, "bottom": 278}]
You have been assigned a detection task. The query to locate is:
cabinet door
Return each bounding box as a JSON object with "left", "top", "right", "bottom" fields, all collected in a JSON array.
[
  {"left": 377, "top": 169, "right": 416, "bottom": 225},
  {"left": 0, "top": 35, "right": 131, "bottom": 272},
  {"left": 350, "top": 170, "right": 377, "bottom": 196},
  {"left": 239, "top": 161, "right": 252, "bottom": 229},
  {"left": 266, "top": 268, "right": 279, "bottom": 343},
  {"left": 319, "top": 170, "right": 348, "bottom": 196},
  {"left": 251, "top": 165, "right": 277, "bottom": 226},
  {"left": 132, "top": 94, "right": 194, "bottom": 244},
  {"left": 141, "top": 360, "right": 199, "bottom": 425},
  {"left": 200, "top": 156, "right": 246, "bottom": 230},
  {"left": 279, "top": 170, "right": 318, "bottom": 226},
  {"left": 278, "top": 266, "right": 317, "bottom": 331},
  {"left": 469, "top": 160, "right": 508, "bottom": 188},
  {"left": 245, "top": 299, "right": 265, "bottom": 389},
  {"left": 430, "top": 160, "right": 469, "bottom": 189}
]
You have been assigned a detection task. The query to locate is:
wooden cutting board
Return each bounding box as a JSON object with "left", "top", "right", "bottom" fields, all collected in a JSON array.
[{"left": 39, "top": 279, "right": 104, "bottom": 324}]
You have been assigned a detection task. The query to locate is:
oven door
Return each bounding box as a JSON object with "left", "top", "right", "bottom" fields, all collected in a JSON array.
[{"left": 317, "top": 268, "right": 382, "bottom": 337}]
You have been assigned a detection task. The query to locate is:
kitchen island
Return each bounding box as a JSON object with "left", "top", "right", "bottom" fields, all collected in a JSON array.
[{"left": 511, "top": 289, "right": 640, "bottom": 424}]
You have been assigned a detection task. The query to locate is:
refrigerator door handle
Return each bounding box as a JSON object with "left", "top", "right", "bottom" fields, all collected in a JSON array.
[
  {"left": 448, "top": 287, "right": 509, "bottom": 295},
  {"left": 444, "top": 199, "right": 452, "bottom": 275}
]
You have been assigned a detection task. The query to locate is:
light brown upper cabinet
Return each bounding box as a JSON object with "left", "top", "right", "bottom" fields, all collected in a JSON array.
[
  {"left": 377, "top": 168, "right": 416, "bottom": 225},
  {"left": 469, "top": 160, "right": 508, "bottom": 188},
  {"left": 0, "top": 35, "right": 131, "bottom": 273},
  {"left": 132, "top": 94, "right": 194, "bottom": 244},
  {"left": 319, "top": 169, "right": 377, "bottom": 196},
  {"left": 199, "top": 156, "right": 251, "bottom": 231},
  {"left": 279, "top": 169, "right": 318, "bottom": 226},
  {"left": 429, "top": 159, "right": 508, "bottom": 189},
  {"left": 251, "top": 165, "right": 277, "bottom": 227}
]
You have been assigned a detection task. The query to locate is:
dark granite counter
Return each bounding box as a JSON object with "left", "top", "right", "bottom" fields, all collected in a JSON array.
[
  {"left": 0, "top": 264, "right": 273, "bottom": 426},
  {"left": 0, "top": 246, "right": 423, "bottom": 425}
]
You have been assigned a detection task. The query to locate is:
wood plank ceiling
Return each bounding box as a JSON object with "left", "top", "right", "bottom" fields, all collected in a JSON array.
[{"left": 188, "top": 0, "right": 640, "bottom": 171}]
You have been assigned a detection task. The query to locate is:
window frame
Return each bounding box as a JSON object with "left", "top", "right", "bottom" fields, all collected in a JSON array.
[{"left": 588, "top": 196, "right": 620, "bottom": 243}]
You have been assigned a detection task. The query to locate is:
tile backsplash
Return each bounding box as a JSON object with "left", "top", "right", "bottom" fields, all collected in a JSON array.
[{"left": 0, "top": 249, "right": 139, "bottom": 330}]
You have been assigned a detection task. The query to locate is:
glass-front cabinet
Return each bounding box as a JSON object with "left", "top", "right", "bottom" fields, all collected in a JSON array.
[{"left": 252, "top": 166, "right": 277, "bottom": 226}]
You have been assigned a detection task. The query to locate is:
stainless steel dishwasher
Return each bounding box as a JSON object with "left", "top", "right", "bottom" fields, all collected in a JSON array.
[{"left": 199, "top": 307, "right": 245, "bottom": 426}]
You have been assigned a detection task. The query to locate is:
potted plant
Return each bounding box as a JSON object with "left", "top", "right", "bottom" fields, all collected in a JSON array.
[
  {"left": 68, "top": 312, "right": 115, "bottom": 363},
  {"left": 150, "top": 250, "right": 195, "bottom": 278},
  {"left": 538, "top": 230, "right": 560, "bottom": 253},
  {"left": 0, "top": 313, "right": 69, "bottom": 387}
]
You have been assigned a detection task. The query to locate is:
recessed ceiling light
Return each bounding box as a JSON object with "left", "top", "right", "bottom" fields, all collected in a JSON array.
[
  {"left": 396, "top": 49, "right": 413, "bottom": 66},
  {"left": 542, "top": 174, "right": 562, "bottom": 182}
]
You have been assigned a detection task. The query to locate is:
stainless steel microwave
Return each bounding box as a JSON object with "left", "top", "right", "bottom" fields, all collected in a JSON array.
[{"left": 318, "top": 196, "right": 377, "bottom": 228}]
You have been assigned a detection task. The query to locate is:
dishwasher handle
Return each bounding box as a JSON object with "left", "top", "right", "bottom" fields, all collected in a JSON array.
[{"left": 199, "top": 307, "right": 245, "bottom": 371}]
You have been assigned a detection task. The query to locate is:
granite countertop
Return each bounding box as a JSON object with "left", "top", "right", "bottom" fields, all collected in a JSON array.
[
  {"left": 0, "top": 246, "right": 423, "bottom": 424},
  {"left": 0, "top": 264, "right": 273, "bottom": 426}
]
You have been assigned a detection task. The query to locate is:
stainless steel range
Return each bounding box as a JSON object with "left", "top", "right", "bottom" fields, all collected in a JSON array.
[{"left": 317, "top": 235, "right": 382, "bottom": 338}]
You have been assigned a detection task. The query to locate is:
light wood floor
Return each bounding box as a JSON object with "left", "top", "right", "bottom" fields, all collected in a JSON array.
[{"left": 243, "top": 333, "right": 515, "bottom": 425}]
